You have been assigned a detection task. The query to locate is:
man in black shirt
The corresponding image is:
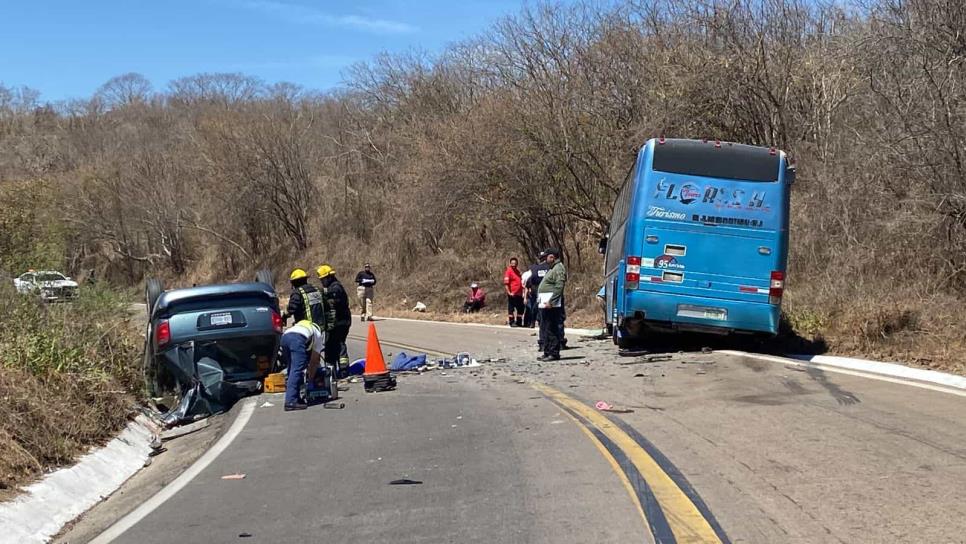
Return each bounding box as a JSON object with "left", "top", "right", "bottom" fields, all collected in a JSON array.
[{"left": 354, "top": 263, "right": 376, "bottom": 321}]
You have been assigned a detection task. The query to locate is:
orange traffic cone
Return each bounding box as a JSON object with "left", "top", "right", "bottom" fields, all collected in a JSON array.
[{"left": 363, "top": 323, "right": 396, "bottom": 392}]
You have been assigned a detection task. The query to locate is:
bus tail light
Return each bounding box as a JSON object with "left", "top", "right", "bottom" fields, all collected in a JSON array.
[
  {"left": 769, "top": 271, "right": 785, "bottom": 305},
  {"left": 626, "top": 256, "right": 641, "bottom": 289}
]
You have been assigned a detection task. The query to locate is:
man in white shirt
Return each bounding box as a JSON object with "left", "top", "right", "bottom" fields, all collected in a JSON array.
[{"left": 280, "top": 319, "right": 324, "bottom": 411}]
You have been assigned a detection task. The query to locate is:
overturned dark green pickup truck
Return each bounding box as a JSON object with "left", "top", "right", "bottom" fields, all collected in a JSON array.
[{"left": 143, "top": 270, "right": 282, "bottom": 426}]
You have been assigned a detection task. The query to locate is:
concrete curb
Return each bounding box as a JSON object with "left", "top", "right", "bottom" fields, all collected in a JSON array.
[
  {"left": 0, "top": 415, "right": 158, "bottom": 543},
  {"left": 373, "top": 316, "right": 603, "bottom": 337},
  {"left": 719, "top": 350, "right": 966, "bottom": 397}
]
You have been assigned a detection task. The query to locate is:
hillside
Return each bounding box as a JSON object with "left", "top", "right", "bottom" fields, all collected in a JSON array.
[{"left": 1, "top": 0, "right": 964, "bottom": 374}]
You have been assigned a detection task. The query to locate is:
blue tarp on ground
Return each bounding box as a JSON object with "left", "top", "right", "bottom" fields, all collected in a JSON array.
[{"left": 390, "top": 351, "right": 427, "bottom": 372}]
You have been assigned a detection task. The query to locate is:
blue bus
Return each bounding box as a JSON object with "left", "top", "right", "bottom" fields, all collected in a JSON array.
[{"left": 602, "top": 138, "right": 795, "bottom": 347}]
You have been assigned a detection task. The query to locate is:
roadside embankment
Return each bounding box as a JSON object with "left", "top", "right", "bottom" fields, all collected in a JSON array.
[{"left": 0, "top": 283, "right": 142, "bottom": 496}]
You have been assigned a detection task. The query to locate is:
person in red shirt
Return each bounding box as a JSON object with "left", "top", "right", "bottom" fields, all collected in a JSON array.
[{"left": 503, "top": 257, "right": 525, "bottom": 327}]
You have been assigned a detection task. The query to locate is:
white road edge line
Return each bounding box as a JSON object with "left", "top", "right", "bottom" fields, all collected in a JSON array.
[
  {"left": 88, "top": 399, "right": 258, "bottom": 544},
  {"left": 720, "top": 350, "right": 966, "bottom": 398}
]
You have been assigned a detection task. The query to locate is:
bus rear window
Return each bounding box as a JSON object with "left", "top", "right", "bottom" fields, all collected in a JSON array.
[{"left": 652, "top": 140, "right": 780, "bottom": 182}]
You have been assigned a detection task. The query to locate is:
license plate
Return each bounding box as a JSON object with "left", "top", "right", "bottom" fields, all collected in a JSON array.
[
  {"left": 677, "top": 305, "right": 727, "bottom": 320},
  {"left": 210, "top": 312, "right": 233, "bottom": 326}
]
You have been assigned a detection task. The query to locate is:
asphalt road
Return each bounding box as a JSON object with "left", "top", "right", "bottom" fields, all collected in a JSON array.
[
  {"left": 104, "top": 333, "right": 647, "bottom": 544},
  {"left": 92, "top": 318, "right": 966, "bottom": 544}
]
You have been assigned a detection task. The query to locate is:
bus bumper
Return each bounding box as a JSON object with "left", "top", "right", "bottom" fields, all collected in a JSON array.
[{"left": 623, "top": 290, "right": 780, "bottom": 335}]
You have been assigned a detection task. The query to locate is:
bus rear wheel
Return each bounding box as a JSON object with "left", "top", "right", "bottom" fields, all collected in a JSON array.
[{"left": 614, "top": 318, "right": 644, "bottom": 349}]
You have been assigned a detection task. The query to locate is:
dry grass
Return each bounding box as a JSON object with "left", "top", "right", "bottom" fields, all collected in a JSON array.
[{"left": 0, "top": 284, "right": 142, "bottom": 494}]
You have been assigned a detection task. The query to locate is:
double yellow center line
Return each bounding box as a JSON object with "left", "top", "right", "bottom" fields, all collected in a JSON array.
[{"left": 533, "top": 383, "right": 726, "bottom": 544}]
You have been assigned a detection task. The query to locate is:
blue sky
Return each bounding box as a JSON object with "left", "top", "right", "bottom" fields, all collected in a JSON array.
[{"left": 0, "top": 0, "right": 545, "bottom": 102}]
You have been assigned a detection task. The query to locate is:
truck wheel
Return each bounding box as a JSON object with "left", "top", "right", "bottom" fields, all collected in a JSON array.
[
  {"left": 145, "top": 278, "right": 164, "bottom": 315},
  {"left": 255, "top": 269, "right": 274, "bottom": 290}
]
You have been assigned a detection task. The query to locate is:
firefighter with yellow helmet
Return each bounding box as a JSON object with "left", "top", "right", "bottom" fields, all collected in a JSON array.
[
  {"left": 284, "top": 268, "right": 325, "bottom": 328},
  {"left": 316, "top": 265, "right": 352, "bottom": 377}
]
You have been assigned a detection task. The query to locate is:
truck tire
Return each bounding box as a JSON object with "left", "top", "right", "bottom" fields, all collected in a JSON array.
[
  {"left": 145, "top": 278, "right": 164, "bottom": 315},
  {"left": 255, "top": 269, "right": 275, "bottom": 291}
]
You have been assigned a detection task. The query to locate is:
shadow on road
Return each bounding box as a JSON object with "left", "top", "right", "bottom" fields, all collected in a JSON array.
[{"left": 615, "top": 314, "right": 829, "bottom": 358}]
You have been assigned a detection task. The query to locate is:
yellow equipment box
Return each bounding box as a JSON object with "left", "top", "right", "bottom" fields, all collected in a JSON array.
[{"left": 264, "top": 372, "right": 287, "bottom": 393}]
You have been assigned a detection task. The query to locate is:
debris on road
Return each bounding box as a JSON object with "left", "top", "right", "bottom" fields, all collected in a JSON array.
[
  {"left": 390, "top": 351, "right": 428, "bottom": 372},
  {"left": 702, "top": 347, "right": 713, "bottom": 354},
  {"left": 389, "top": 479, "right": 423, "bottom": 485},
  {"left": 260, "top": 401, "right": 274, "bottom": 408},
  {"left": 239, "top": 532, "right": 253, "bottom": 538},
  {"left": 435, "top": 352, "right": 481, "bottom": 369},
  {"left": 221, "top": 473, "right": 246, "bottom": 480},
  {"left": 595, "top": 400, "right": 634, "bottom": 414},
  {"left": 160, "top": 418, "right": 210, "bottom": 442}
]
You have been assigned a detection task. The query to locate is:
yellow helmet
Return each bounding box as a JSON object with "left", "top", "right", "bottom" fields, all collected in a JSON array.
[
  {"left": 316, "top": 265, "right": 334, "bottom": 279},
  {"left": 289, "top": 268, "right": 308, "bottom": 281}
]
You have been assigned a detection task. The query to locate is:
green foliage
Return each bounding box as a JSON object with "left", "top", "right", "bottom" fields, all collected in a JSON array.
[
  {"left": 785, "top": 308, "right": 829, "bottom": 339},
  {"left": 0, "top": 282, "right": 141, "bottom": 390}
]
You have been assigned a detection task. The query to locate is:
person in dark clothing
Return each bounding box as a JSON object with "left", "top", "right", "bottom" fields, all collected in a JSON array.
[
  {"left": 536, "top": 248, "right": 566, "bottom": 361},
  {"left": 354, "top": 263, "right": 377, "bottom": 321},
  {"left": 317, "top": 265, "right": 352, "bottom": 377},
  {"left": 525, "top": 251, "right": 550, "bottom": 335},
  {"left": 285, "top": 268, "right": 325, "bottom": 327}
]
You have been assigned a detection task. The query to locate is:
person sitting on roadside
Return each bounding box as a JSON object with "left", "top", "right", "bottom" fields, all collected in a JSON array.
[{"left": 462, "top": 283, "right": 486, "bottom": 313}]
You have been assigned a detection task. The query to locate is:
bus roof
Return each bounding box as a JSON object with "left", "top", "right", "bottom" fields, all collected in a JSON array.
[{"left": 650, "top": 139, "right": 781, "bottom": 182}]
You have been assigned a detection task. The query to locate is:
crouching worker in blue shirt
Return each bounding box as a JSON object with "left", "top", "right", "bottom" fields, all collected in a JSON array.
[{"left": 280, "top": 319, "right": 324, "bottom": 411}]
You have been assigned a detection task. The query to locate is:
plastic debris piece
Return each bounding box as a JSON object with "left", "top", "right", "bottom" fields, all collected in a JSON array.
[
  {"left": 260, "top": 401, "right": 274, "bottom": 408},
  {"left": 595, "top": 401, "right": 613, "bottom": 411},
  {"left": 389, "top": 479, "right": 423, "bottom": 485},
  {"left": 239, "top": 533, "right": 253, "bottom": 538},
  {"left": 221, "top": 473, "right": 246, "bottom": 480}
]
